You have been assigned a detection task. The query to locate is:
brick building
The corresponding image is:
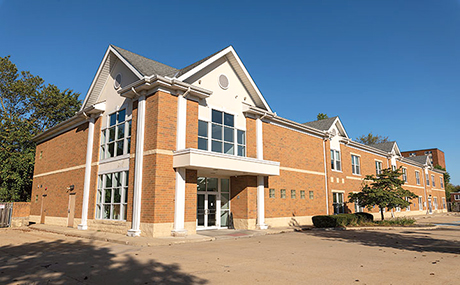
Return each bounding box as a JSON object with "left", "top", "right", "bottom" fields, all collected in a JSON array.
[
  {"left": 30, "top": 45, "right": 447, "bottom": 237},
  {"left": 401, "top": 148, "right": 446, "bottom": 169}
]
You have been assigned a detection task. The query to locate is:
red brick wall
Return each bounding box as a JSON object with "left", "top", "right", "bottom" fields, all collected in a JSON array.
[{"left": 12, "top": 202, "right": 30, "bottom": 218}]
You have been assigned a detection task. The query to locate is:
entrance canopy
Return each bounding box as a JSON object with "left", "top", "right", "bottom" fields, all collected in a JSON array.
[{"left": 173, "top": 149, "right": 280, "bottom": 177}]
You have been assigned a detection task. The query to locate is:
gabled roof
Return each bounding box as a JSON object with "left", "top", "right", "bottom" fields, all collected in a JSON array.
[
  {"left": 174, "top": 46, "right": 229, "bottom": 78},
  {"left": 302, "top": 116, "right": 338, "bottom": 131},
  {"left": 111, "top": 45, "right": 179, "bottom": 77},
  {"left": 406, "top": 155, "right": 431, "bottom": 165},
  {"left": 302, "top": 116, "right": 348, "bottom": 138}
]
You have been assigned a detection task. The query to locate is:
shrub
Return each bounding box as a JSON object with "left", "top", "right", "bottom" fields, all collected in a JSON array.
[
  {"left": 354, "top": 212, "right": 374, "bottom": 223},
  {"left": 312, "top": 215, "right": 336, "bottom": 228},
  {"left": 312, "top": 214, "right": 358, "bottom": 228},
  {"left": 377, "top": 217, "right": 416, "bottom": 226}
]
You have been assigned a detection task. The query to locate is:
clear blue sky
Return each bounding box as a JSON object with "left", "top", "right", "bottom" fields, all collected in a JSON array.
[{"left": 1, "top": 0, "right": 459, "bottom": 184}]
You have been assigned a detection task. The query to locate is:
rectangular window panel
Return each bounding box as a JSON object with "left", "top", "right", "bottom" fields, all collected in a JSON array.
[
  {"left": 281, "top": 189, "right": 286, "bottom": 199},
  {"left": 224, "top": 113, "right": 234, "bottom": 127},
  {"left": 224, "top": 143, "right": 234, "bottom": 155},
  {"left": 96, "top": 171, "right": 129, "bottom": 221},
  {"left": 198, "top": 137, "right": 208, "bottom": 150},
  {"left": 269, "top": 189, "right": 275, "bottom": 198},
  {"left": 212, "top": 109, "right": 222, "bottom": 124},
  {"left": 237, "top": 130, "right": 245, "bottom": 145},
  {"left": 309, "top": 191, "right": 314, "bottom": 199},
  {"left": 116, "top": 140, "right": 124, "bottom": 156},
  {"left": 109, "top": 113, "right": 117, "bottom": 126},
  {"left": 224, "top": 127, "right": 234, "bottom": 142},
  {"left": 212, "top": 140, "right": 222, "bottom": 153},
  {"left": 108, "top": 127, "right": 115, "bottom": 142},
  {"left": 117, "top": 124, "right": 125, "bottom": 139},
  {"left": 291, "top": 190, "right": 296, "bottom": 199},
  {"left": 117, "top": 109, "right": 126, "bottom": 123},
  {"left": 100, "top": 110, "right": 131, "bottom": 160},
  {"left": 212, "top": 124, "right": 222, "bottom": 140},
  {"left": 198, "top": 120, "right": 208, "bottom": 137},
  {"left": 127, "top": 120, "right": 132, "bottom": 137},
  {"left": 238, "top": 145, "right": 245, "bottom": 157},
  {"left": 300, "top": 190, "right": 305, "bottom": 199}
]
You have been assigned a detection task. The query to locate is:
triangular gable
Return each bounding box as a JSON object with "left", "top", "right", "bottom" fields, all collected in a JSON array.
[
  {"left": 80, "top": 45, "right": 143, "bottom": 111},
  {"left": 176, "top": 46, "right": 272, "bottom": 112},
  {"left": 392, "top": 142, "right": 401, "bottom": 156},
  {"left": 333, "top": 117, "right": 349, "bottom": 138}
]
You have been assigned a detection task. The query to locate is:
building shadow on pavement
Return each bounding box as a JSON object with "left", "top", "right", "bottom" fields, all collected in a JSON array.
[
  {"left": 0, "top": 238, "right": 208, "bottom": 284},
  {"left": 305, "top": 228, "right": 460, "bottom": 255}
]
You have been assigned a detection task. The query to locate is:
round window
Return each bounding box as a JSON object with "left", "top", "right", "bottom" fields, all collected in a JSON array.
[
  {"left": 218, "top": 74, "right": 229, "bottom": 90},
  {"left": 114, "top": 73, "right": 122, "bottom": 89}
]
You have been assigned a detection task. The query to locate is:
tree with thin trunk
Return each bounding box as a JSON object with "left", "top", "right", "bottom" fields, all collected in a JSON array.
[{"left": 348, "top": 167, "right": 418, "bottom": 220}]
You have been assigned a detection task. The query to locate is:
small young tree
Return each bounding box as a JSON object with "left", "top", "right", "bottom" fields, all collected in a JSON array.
[
  {"left": 348, "top": 167, "right": 418, "bottom": 220},
  {"left": 316, "top": 113, "right": 328, "bottom": 120}
]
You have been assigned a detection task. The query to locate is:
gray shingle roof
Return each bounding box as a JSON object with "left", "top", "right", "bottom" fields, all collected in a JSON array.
[
  {"left": 175, "top": 46, "right": 230, "bottom": 78},
  {"left": 302, "top": 116, "right": 338, "bottom": 131},
  {"left": 405, "top": 155, "right": 429, "bottom": 165},
  {"left": 369, "top": 141, "right": 396, "bottom": 153},
  {"left": 111, "top": 45, "right": 179, "bottom": 77}
]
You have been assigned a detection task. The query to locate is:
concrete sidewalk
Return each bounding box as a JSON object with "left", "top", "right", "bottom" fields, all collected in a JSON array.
[{"left": 27, "top": 224, "right": 297, "bottom": 247}]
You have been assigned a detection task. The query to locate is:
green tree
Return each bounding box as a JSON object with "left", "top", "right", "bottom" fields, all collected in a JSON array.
[
  {"left": 316, "top": 113, "right": 328, "bottom": 120},
  {"left": 348, "top": 167, "right": 418, "bottom": 220},
  {"left": 0, "top": 55, "right": 81, "bottom": 202},
  {"left": 356, "top": 133, "right": 390, "bottom": 145}
]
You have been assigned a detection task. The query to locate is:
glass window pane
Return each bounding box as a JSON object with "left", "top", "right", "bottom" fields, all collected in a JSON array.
[
  {"left": 97, "top": 190, "right": 102, "bottom": 203},
  {"left": 212, "top": 140, "right": 222, "bottom": 153},
  {"left": 103, "top": 205, "right": 110, "bottom": 219},
  {"left": 104, "top": 189, "right": 112, "bottom": 203},
  {"left": 224, "top": 143, "right": 234, "bottom": 155},
  {"left": 127, "top": 121, "right": 132, "bottom": 137},
  {"left": 224, "top": 127, "right": 234, "bottom": 142},
  {"left": 117, "top": 109, "right": 126, "bottom": 123},
  {"left": 212, "top": 110, "right": 222, "bottom": 124},
  {"left": 117, "top": 124, "right": 125, "bottom": 139},
  {"left": 105, "top": 173, "right": 112, "bottom": 187},
  {"left": 109, "top": 113, "right": 116, "bottom": 126},
  {"left": 98, "top": 175, "right": 103, "bottom": 189},
  {"left": 108, "top": 127, "right": 115, "bottom": 142},
  {"left": 108, "top": 143, "right": 115, "bottom": 157},
  {"left": 198, "top": 120, "right": 208, "bottom": 137},
  {"left": 124, "top": 171, "right": 129, "bottom": 186},
  {"left": 198, "top": 138, "right": 208, "bottom": 150},
  {"left": 221, "top": 193, "right": 230, "bottom": 209},
  {"left": 112, "top": 205, "right": 120, "bottom": 220},
  {"left": 113, "top": 188, "right": 121, "bottom": 203},
  {"left": 237, "top": 130, "right": 245, "bottom": 145},
  {"left": 101, "top": 130, "right": 106, "bottom": 144},
  {"left": 336, "top": 151, "right": 340, "bottom": 161},
  {"left": 224, "top": 113, "right": 234, "bottom": 127},
  {"left": 126, "top": 138, "right": 131, "bottom": 154},
  {"left": 221, "top": 179, "right": 229, "bottom": 193},
  {"left": 207, "top": 178, "right": 218, "bottom": 192},
  {"left": 238, "top": 145, "right": 245, "bottom": 157},
  {"left": 122, "top": 205, "right": 127, "bottom": 220},
  {"left": 221, "top": 211, "right": 229, "bottom": 227},
  {"left": 96, "top": 205, "right": 101, "bottom": 219},
  {"left": 197, "top": 177, "right": 206, "bottom": 192},
  {"left": 212, "top": 124, "right": 222, "bottom": 140},
  {"left": 100, "top": 146, "right": 106, "bottom": 160},
  {"left": 116, "top": 140, "right": 124, "bottom": 156}
]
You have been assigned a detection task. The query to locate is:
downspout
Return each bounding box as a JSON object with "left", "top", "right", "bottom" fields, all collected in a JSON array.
[
  {"left": 322, "top": 136, "right": 329, "bottom": 215},
  {"left": 422, "top": 165, "right": 429, "bottom": 215}
]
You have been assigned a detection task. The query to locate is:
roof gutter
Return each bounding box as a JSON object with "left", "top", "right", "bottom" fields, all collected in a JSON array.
[{"left": 118, "top": 75, "right": 212, "bottom": 99}]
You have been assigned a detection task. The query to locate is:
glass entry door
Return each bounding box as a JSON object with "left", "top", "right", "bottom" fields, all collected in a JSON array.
[{"left": 197, "top": 177, "right": 230, "bottom": 229}]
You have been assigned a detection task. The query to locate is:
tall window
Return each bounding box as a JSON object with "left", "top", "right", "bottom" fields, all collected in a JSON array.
[
  {"left": 402, "top": 168, "right": 407, "bottom": 183},
  {"left": 426, "top": 174, "right": 430, "bottom": 186},
  {"left": 375, "top": 161, "right": 383, "bottom": 175},
  {"left": 431, "top": 175, "right": 435, "bottom": 187},
  {"left": 100, "top": 109, "right": 131, "bottom": 159},
  {"left": 418, "top": 196, "right": 423, "bottom": 210},
  {"left": 351, "top": 155, "right": 360, "bottom": 175},
  {"left": 96, "top": 171, "right": 129, "bottom": 221},
  {"left": 333, "top": 192, "right": 344, "bottom": 214},
  {"left": 440, "top": 177, "right": 444, "bottom": 188},
  {"left": 331, "top": 150, "right": 341, "bottom": 171},
  {"left": 415, "top": 171, "right": 420, "bottom": 185},
  {"left": 291, "top": 190, "right": 296, "bottom": 199},
  {"left": 405, "top": 197, "right": 410, "bottom": 211},
  {"left": 433, "top": 197, "right": 438, "bottom": 210},
  {"left": 197, "top": 109, "right": 246, "bottom": 156},
  {"left": 280, "top": 189, "right": 286, "bottom": 199}
]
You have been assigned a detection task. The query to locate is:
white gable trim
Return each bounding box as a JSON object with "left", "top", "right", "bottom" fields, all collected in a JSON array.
[
  {"left": 177, "top": 46, "right": 272, "bottom": 112},
  {"left": 81, "top": 46, "right": 143, "bottom": 111}
]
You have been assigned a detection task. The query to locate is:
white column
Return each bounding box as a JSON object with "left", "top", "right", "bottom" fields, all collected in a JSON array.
[
  {"left": 128, "top": 95, "right": 146, "bottom": 237},
  {"left": 78, "top": 116, "right": 95, "bottom": 230},
  {"left": 172, "top": 168, "right": 187, "bottom": 236},
  {"left": 256, "top": 116, "right": 263, "bottom": 160},
  {"left": 256, "top": 175, "right": 268, "bottom": 229},
  {"left": 255, "top": 116, "right": 267, "bottom": 229},
  {"left": 172, "top": 94, "right": 188, "bottom": 236}
]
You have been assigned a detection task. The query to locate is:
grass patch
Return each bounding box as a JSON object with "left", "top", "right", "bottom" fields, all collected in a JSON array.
[{"left": 313, "top": 214, "right": 416, "bottom": 228}]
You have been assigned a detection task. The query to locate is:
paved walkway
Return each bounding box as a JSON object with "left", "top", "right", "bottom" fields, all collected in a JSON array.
[{"left": 28, "top": 224, "right": 296, "bottom": 247}]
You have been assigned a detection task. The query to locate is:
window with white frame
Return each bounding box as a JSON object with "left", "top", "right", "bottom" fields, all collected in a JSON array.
[
  {"left": 426, "top": 174, "right": 430, "bottom": 186},
  {"left": 291, "top": 190, "right": 296, "bottom": 199},
  {"left": 333, "top": 192, "right": 345, "bottom": 214},
  {"left": 280, "top": 189, "right": 286, "bottom": 199},
  {"left": 405, "top": 197, "right": 410, "bottom": 211},
  {"left": 418, "top": 196, "right": 423, "bottom": 211},
  {"left": 455, "top": 194, "right": 460, "bottom": 201},
  {"left": 198, "top": 110, "right": 246, "bottom": 156},
  {"left": 440, "top": 177, "right": 444, "bottom": 188},
  {"left": 375, "top": 161, "right": 383, "bottom": 175},
  {"left": 442, "top": 197, "right": 446, "bottom": 209},
  {"left": 354, "top": 199, "right": 364, "bottom": 213},
  {"left": 96, "top": 171, "right": 129, "bottom": 221},
  {"left": 402, "top": 168, "right": 407, "bottom": 183},
  {"left": 269, "top": 189, "right": 275, "bottom": 198},
  {"left": 300, "top": 190, "right": 305, "bottom": 199},
  {"left": 351, "top": 155, "right": 360, "bottom": 175},
  {"left": 431, "top": 175, "right": 435, "bottom": 187},
  {"left": 433, "top": 197, "right": 438, "bottom": 210},
  {"left": 331, "top": 150, "right": 341, "bottom": 171},
  {"left": 415, "top": 171, "right": 420, "bottom": 185},
  {"left": 100, "top": 109, "right": 131, "bottom": 159}
]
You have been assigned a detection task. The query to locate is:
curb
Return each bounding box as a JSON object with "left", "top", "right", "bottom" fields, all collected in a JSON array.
[{"left": 310, "top": 225, "right": 439, "bottom": 231}]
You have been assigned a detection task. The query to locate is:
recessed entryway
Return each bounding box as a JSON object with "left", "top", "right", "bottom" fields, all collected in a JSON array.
[{"left": 197, "top": 177, "right": 230, "bottom": 230}]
